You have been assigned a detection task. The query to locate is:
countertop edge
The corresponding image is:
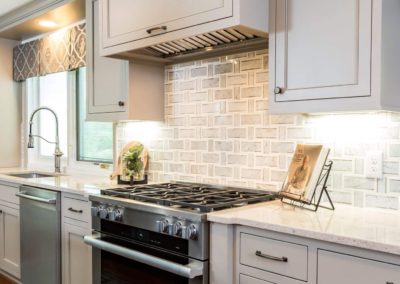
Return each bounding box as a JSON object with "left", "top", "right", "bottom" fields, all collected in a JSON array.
[{"left": 207, "top": 204, "right": 400, "bottom": 257}]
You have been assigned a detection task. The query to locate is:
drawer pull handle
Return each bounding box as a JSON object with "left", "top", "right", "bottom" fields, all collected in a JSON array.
[
  {"left": 255, "top": 250, "right": 288, "bottom": 262},
  {"left": 68, "top": 207, "right": 83, "bottom": 214},
  {"left": 146, "top": 26, "right": 167, "bottom": 35},
  {"left": 386, "top": 282, "right": 394, "bottom": 284}
]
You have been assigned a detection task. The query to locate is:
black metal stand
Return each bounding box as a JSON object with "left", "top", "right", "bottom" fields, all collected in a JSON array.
[{"left": 280, "top": 161, "right": 334, "bottom": 212}]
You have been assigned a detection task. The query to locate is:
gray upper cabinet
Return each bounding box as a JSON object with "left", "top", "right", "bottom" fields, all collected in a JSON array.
[
  {"left": 269, "top": 0, "right": 400, "bottom": 113},
  {"left": 101, "top": 0, "right": 233, "bottom": 49},
  {"left": 86, "top": 0, "right": 129, "bottom": 121},
  {"left": 273, "top": 0, "right": 371, "bottom": 101},
  {"left": 86, "top": 0, "right": 164, "bottom": 122}
]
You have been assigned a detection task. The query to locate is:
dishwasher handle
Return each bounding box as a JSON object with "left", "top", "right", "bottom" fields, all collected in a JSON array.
[
  {"left": 84, "top": 234, "right": 204, "bottom": 279},
  {"left": 16, "top": 191, "right": 57, "bottom": 204}
]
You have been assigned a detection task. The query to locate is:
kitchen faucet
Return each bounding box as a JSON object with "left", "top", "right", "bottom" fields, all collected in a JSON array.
[{"left": 27, "top": 107, "right": 63, "bottom": 173}]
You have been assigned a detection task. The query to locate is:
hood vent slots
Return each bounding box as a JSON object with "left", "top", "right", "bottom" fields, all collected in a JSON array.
[{"left": 144, "top": 28, "right": 261, "bottom": 59}]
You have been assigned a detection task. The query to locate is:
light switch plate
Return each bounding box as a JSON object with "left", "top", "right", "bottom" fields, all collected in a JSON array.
[{"left": 365, "top": 151, "right": 383, "bottom": 179}]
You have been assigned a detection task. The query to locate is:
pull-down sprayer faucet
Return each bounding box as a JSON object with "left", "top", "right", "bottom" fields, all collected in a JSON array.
[{"left": 27, "top": 107, "right": 63, "bottom": 173}]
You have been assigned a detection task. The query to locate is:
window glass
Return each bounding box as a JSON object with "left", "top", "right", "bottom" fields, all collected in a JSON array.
[
  {"left": 77, "top": 68, "right": 113, "bottom": 163},
  {"left": 27, "top": 72, "right": 69, "bottom": 157}
]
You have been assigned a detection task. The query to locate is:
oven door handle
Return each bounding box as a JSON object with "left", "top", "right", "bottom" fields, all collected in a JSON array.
[{"left": 83, "top": 234, "right": 204, "bottom": 279}]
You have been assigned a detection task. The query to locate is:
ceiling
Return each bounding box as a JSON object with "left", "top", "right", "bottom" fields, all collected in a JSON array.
[
  {"left": 0, "top": 0, "right": 85, "bottom": 41},
  {"left": 0, "top": 0, "right": 35, "bottom": 18}
]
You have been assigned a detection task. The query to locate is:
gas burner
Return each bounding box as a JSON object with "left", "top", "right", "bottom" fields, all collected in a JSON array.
[{"left": 100, "top": 182, "right": 276, "bottom": 213}]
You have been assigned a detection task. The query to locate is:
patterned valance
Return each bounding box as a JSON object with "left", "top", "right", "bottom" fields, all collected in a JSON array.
[{"left": 13, "top": 23, "right": 86, "bottom": 82}]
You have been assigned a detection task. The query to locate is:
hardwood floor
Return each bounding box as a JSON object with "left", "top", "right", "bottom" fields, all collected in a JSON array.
[{"left": 0, "top": 274, "right": 15, "bottom": 284}]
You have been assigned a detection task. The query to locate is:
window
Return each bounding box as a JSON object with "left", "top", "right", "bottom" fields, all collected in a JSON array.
[
  {"left": 25, "top": 68, "right": 113, "bottom": 169},
  {"left": 27, "top": 72, "right": 68, "bottom": 157},
  {"left": 77, "top": 68, "right": 113, "bottom": 163}
]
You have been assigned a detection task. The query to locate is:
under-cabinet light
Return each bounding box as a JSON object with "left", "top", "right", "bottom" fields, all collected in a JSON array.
[{"left": 38, "top": 20, "right": 58, "bottom": 28}]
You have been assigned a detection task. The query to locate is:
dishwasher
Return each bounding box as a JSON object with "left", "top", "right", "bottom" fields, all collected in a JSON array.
[{"left": 17, "top": 185, "right": 61, "bottom": 284}]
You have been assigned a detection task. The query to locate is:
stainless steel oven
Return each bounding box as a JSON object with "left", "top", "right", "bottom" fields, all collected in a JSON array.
[{"left": 85, "top": 198, "right": 209, "bottom": 284}]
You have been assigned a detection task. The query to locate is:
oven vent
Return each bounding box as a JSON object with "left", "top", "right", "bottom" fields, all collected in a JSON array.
[{"left": 143, "top": 28, "right": 264, "bottom": 59}]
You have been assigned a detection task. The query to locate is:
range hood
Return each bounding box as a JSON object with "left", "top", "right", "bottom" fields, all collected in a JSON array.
[
  {"left": 124, "top": 27, "right": 267, "bottom": 63},
  {"left": 101, "top": 0, "right": 268, "bottom": 64}
]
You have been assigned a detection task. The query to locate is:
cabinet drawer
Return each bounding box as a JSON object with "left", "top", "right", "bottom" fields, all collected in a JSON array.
[
  {"left": 62, "top": 196, "right": 90, "bottom": 224},
  {"left": 0, "top": 183, "right": 19, "bottom": 205},
  {"left": 318, "top": 249, "right": 400, "bottom": 284},
  {"left": 240, "top": 274, "right": 274, "bottom": 284},
  {"left": 240, "top": 233, "right": 308, "bottom": 281}
]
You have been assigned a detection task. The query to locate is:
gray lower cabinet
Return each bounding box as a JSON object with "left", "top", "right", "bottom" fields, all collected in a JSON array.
[
  {"left": 210, "top": 223, "right": 400, "bottom": 284},
  {"left": 62, "top": 223, "right": 91, "bottom": 284},
  {"left": 0, "top": 202, "right": 20, "bottom": 279},
  {"left": 0, "top": 182, "right": 20, "bottom": 280},
  {"left": 317, "top": 250, "right": 400, "bottom": 284},
  {"left": 61, "top": 193, "right": 92, "bottom": 284}
]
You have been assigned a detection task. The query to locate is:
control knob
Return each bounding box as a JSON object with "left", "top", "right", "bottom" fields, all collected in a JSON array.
[
  {"left": 98, "top": 206, "right": 108, "bottom": 219},
  {"left": 108, "top": 208, "right": 123, "bottom": 221},
  {"left": 90, "top": 206, "right": 99, "bottom": 217},
  {"left": 173, "top": 221, "right": 183, "bottom": 237},
  {"left": 156, "top": 219, "right": 169, "bottom": 233},
  {"left": 186, "top": 224, "right": 198, "bottom": 240}
]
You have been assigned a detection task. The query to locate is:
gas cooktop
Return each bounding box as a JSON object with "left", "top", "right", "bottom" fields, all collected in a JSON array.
[{"left": 101, "top": 182, "right": 276, "bottom": 213}]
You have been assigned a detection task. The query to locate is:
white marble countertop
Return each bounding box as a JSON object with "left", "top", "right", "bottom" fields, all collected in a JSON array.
[
  {"left": 207, "top": 200, "right": 400, "bottom": 256},
  {"left": 0, "top": 168, "right": 120, "bottom": 197}
]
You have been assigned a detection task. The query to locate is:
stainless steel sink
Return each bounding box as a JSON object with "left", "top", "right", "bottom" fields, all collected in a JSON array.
[{"left": 5, "top": 172, "right": 58, "bottom": 179}]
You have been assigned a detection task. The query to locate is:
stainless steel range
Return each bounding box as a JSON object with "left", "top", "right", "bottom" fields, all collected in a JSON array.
[{"left": 84, "top": 182, "right": 276, "bottom": 284}]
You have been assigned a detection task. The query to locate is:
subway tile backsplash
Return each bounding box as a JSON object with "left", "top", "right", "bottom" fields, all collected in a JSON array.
[{"left": 116, "top": 49, "right": 400, "bottom": 210}]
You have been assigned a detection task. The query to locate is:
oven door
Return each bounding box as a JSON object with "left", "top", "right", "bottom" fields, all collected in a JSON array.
[{"left": 84, "top": 232, "right": 207, "bottom": 284}]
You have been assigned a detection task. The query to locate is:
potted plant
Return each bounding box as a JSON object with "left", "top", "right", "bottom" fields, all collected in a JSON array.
[{"left": 121, "top": 144, "right": 145, "bottom": 182}]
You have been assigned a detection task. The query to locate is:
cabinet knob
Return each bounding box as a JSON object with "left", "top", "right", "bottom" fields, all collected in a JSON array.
[
  {"left": 118, "top": 101, "right": 125, "bottom": 107},
  {"left": 274, "top": 87, "right": 284, "bottom": 94}
]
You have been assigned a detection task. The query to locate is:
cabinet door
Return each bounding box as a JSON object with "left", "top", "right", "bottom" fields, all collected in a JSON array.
[
  {"left": 86, "top": 0, "right": 129, "bottom": 118},
  {"left": 318, "top": 250, "right": 400, "bottom": 284},
  {"left": 100, "top": 0, "right": 233, "bottom": 48},
  {"left": 62, "top": 223, "right": 92, "bottom": 284},
  {"left": 271, "top": 0, "right": 372, "bottom": 102},
  {"left": 0, "top": 205, "right": 20, "bottom": 279}
]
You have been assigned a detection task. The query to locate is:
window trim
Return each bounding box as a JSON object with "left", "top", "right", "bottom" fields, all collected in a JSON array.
[{"left": 23, "top": 69, "right": 114, "bottom": 175}]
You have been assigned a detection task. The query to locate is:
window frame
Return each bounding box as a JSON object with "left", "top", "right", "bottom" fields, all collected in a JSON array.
[
  {"left": 23, "top": 69, "right": 114, "bottom": 175},
  {"left": 75, "top": 68, "right": 114, "bottom": 164}
]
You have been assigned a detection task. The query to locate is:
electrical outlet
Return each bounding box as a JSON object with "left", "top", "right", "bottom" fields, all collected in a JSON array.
[{"left": 365, "top": 151, "right": 383, "bottom": 179}]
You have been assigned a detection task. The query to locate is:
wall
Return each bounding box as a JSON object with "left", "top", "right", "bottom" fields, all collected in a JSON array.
[
  {"left": 116, "top": 49, "right": 400, "bottom": 210},
  {"left": 0, "top": 38, "right": 21, "bottom": 167}
]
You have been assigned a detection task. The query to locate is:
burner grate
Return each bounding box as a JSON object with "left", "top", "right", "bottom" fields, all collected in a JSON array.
[{"left": 101, "top": 183, "right": 276, "bottom": 213}]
